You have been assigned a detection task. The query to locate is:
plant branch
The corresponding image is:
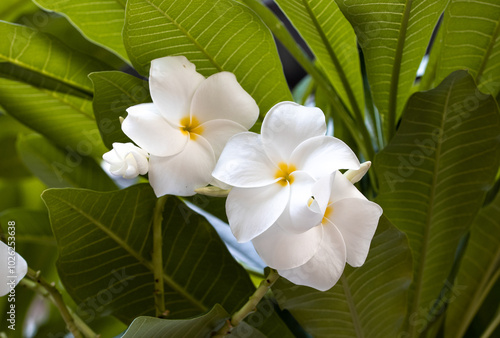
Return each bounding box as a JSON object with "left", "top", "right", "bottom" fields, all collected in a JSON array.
[
  {"left": 153, "top": 195, "right": 168, "bottom": 317},
  {"left": 214, "top": 269, "right": 280, "bottom": 337}
]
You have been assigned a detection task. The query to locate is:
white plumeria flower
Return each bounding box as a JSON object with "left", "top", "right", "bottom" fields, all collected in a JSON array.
[
  {"left": 212, "top": 101, "right": 361, "bottom": 242},
  {"left": 252, "top": 169, "right": 382, "bottom": 291},
  {"left": 1, "top": 241, "right": 27, "bottom": 297},
  {"left": 103, "top": 142, "right": 149, "bottom": 179},
  {"left": 122, "top": 56, "right": 259, "bottom": 197}
]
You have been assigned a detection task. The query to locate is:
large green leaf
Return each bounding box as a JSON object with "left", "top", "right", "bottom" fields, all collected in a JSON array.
[
  {"left": 122, "top": 304, "right": 265, "bottom": 337},
  {"left": 374, "top": 70, "right": 500, "bottom": 337},
  {"left": 123, "top": 0, "right": 292, "bottom": 116},
  {"left": 444, "top": 191, "right": 500, "bottom": 337},
  {"left": 336, "top": 0, "right": 448, "bottom": 137},
  {"left": 428, "top": 0, "right": 500, "bottom": 97},
  {"left": 41, "top": 184, "right": 256, "bottom": 323},
  {"left": 33, "top": 0, "right": 129, "bottom": 62},
  {"left": 17, "top": 133, "right": 116, "bottom": 191},
  {"left": 0, "top": 0, "right": 38, "bottom": 21},
  {"left": 90, "top": 71, "right": 150, "bottom": 149},
  {"left": 0, "top": 76, "right": 108, "bottom": 158},
  {"left": 275, "top": 0, "right": 364, "bottom": 117},
  {"left": 272, "top": 216, "right": 412, "bottom": 337},
  {"left": 0, "top": 21, "right": 111, "bottom": 92}
]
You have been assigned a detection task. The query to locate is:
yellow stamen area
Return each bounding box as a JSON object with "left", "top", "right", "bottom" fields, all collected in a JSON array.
[
  {"left": 275, "top": 162, "right": 296, "bottom": 186},
  {"left": 322, "top": 204, "right": 334, "bottom": 224},
  {"left": 180, "top": 116, "right": 203, "bottom": 140}
]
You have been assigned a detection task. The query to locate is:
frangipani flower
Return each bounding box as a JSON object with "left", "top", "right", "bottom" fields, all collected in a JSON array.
[
  {"left": 103, "top": 142, "right": 149, "bottom": 179},
  {"left": 212, "top": 101, "right": 361, "bottom": 242},
  {"left": 1, "top": 241, "right": 27, "bottom": 297},
  {"left": 252, "top": 168, "right": 383, "bottom": 291},
  {"left": 122, "top": 56, "right": 259, "bottom": 197}
]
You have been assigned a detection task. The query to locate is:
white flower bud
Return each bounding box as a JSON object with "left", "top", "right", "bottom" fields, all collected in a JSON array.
[{"left": 103, "top": 143, "right": 149, "bottom": 179}]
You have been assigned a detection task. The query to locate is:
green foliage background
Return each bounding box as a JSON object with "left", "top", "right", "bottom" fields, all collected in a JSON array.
[{"left": 0, "top": 0, "right": 499, "bottom": 337}]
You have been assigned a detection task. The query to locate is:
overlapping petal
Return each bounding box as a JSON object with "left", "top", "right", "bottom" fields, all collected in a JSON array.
[
  {"left": 149, "top": 56, "right": 204, "bottom": 123},
  {"left": 213, "top": 132, "right": 278, "bottom": 188},
  {"left": 148, "top": 137, "right": 216, "bottom": 197},
  {"left": 226, "top": 184, "right": 290, "bottom": 242},
  {"left": 191, "top": 72, "right": 259, "bottom": 129},
  {"left": 0, "top": 241, "right": 27, "bottom": 297},
  {"left": 329, "top": 171, "right": 367, "bottom": 203},
  {"left": 262, "top": 102, "right": 326, "bottom": 163},
  {"left": 123, "top": 103, "right": 188, "bottom": 157},
  {"left": 327, "top": 198, "right": 382, "bottom": 267},
  {"left": 197, "top": 119, "right": 247, "bottom": 158},
  {"left": 252, "top": 222, "right": 323, "bottom": 270},
  {"left": 291, "top": 136, "right": 360, "bottom": 179},
  {"left": 278, "top": 224, "right": 347, "bottom": 291}
]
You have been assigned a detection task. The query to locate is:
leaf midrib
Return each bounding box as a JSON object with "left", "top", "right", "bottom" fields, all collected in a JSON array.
[
  {"left": 140, "top": 0, "right": 223, "bottom": 73},
  {"left": 341, "top": 274, "right": 365, "bottom": 338},
  {"left": 47, "top": 191, "right": 207, "bottom": 312},
  {"left": 409, "top": 76, "right": 456, "bottom": 337},
  {"left": 476, "top": 14, "right": 500, "bottom": 83}
]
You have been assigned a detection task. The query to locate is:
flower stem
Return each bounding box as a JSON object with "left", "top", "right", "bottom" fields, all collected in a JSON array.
[
  {"left": 25, "top": 268, "right": 97, "bottom": 338},
  {"left": 214, "top": 269, "right": 280, "bottom": 336},
  {"left": 153, "top": 195, "right": 168, "bottom": 317}
]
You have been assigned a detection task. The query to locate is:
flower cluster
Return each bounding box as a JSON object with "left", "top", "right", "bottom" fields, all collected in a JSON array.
[{"left": 103, "top": 56, "right": 382, "bottom": 291}]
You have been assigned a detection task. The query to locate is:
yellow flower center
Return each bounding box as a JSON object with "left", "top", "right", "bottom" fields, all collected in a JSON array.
[
  {"left": 180, "top": 116, "right": 203, "bottom": 140},
  {"left": 322, "top": 203, "right": 334, "bottom": 224},
  {"left": 275, "top": 162, "right": 296, "bottom": 186}
]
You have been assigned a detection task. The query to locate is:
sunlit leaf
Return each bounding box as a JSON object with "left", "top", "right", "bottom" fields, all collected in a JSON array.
[
  {"left": 33, "top": 0, "right": 129, "bottom": 62},
  {"left": 0, "top": 21, "right": 111, "bottom": 92},
  {"left": 336, "top": 0, "right": 448, "bottom": 136},
  {"left": 275, "top": 0, "right": 364, "bottom": 116},
  {"left": 444, "top": 191, "right": 500, "bottom": 337},
  {"left": 272, "top": 216, "right": 412, "bottom": 337},
  {"left": 374, "top": 70, "right": 500, "bottom": 337},
  {"left": 123, "top": 0, "right": 292, "bottom": 116},
  {"left": 41, "top": 184, "right": 256, "bottom": 323},
  {"left": 429, "top": 0, "right": 500, "bottom": 96},
  {"left": 17, "top": 133, "right": 116, "bottom": 191},
  {"left": 90, "top": 71, "right": 150, "bottom": 149},
  {"left": 0, "top": 77, "right": 108, "bottom": 158},
  {"left": 0, "top": 0, "right": 38, "bottom": 22}
]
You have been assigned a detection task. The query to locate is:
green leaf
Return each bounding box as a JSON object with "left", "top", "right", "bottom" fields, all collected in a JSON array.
[
  {"left": 33, "top": 0, "right": 129, "bottom": 62},
  {"left": 336, "top": 0, "right": 448, "bottom": 137},
  {"left": 429, "top": 0, "right": 500, "bottom": 97},
  {"left": 122, "top": 304, "right": 265, "bottom": 337},
  {"left": 0, "top": 0, "right": 38, "bottom": 21},
  {"left": 374, "top": 70, "right": 500, "bottom": 337},
  {"left": 0, "top": 208, "right": 54, "bottom": 245},
  {"left": 90, "top": 71, "right": 150, "bottom": 149},
  {"left": 0, "top": 76, "right": 108, "bottom": 158},
  {"left": 41, "top": 184, "right": 256, "bottom": 323},
  {"left": 0, "top": 21, "right": 111, "bottom": 93},
  {"left": 444, "top": 191, "right": 500, "bottom": 337},
  {"left": 17, "top": 133, "right": 116, "bottom": 191},
  {"left": 272, "top": 216, "right": 412, "bottom": 338},
  {"left": 0, "top": 114, "right": 32, "bottom": 179},
  {"left": 123, "top": 0, "right": 292, "bottom": 115},
  {"left": 275, "top": 0, "right": 364, "bottom": 117}
]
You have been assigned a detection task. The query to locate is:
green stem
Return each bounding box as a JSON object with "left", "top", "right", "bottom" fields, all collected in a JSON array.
[
  {"left": 25, "top": 268, "right": 96, "bottom": 338},
  {"left": 214, "top": 269, "right": 280, "bottom": 337},
  {"left": 153, "top": 195, "right": 168, "bottom": 317}
]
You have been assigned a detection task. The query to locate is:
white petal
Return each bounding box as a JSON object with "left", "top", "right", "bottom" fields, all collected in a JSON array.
[
  {"left": 148, "top": 137, "right": 216, "bottom": 197},
  {"left": 197, "top": 119, "right": 247, "bottom": 158},
  {"left": 149, "top": 56, "right": 205, "bottom": 123},
  {"left": 329, "top": 172, "right": 367, "bottom": 203},
  {"left": 278, "top": 223, "right": 346, "bottom": 291},
  {"left": 291, "top": 136, "right": 360, "bottom": 179},
  {"left": 278, "top": 171, "right": 323, "bottom": 233},
  {"left": 123, "top": 103, "right": 188, "bottom": 157},
  {"left": 0, "top": 241, "right": 27, "bottom": 297},
  {"left": 191, "top": 72, "right": 259, "bottom": 129},
  {"left": 261, "top": 102, "right": 326, "bottom": 163},
  {"left": 226, "top": 184, "right": 290, "bottom": 242},
  {"left": 252, "top": 223, "right": 323, "bottom": 270},
  {"left": 212, "top": 132, "right": 277, "bottom": 188},
  {"left": 344, "top": 161, "right": 371, "bottom": 184},
  {"left": 327, "top": 198, "right": 382, "bottom": 267},
  {"left": 311, "top": 173, "right": 335, "bottom": 214}
]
